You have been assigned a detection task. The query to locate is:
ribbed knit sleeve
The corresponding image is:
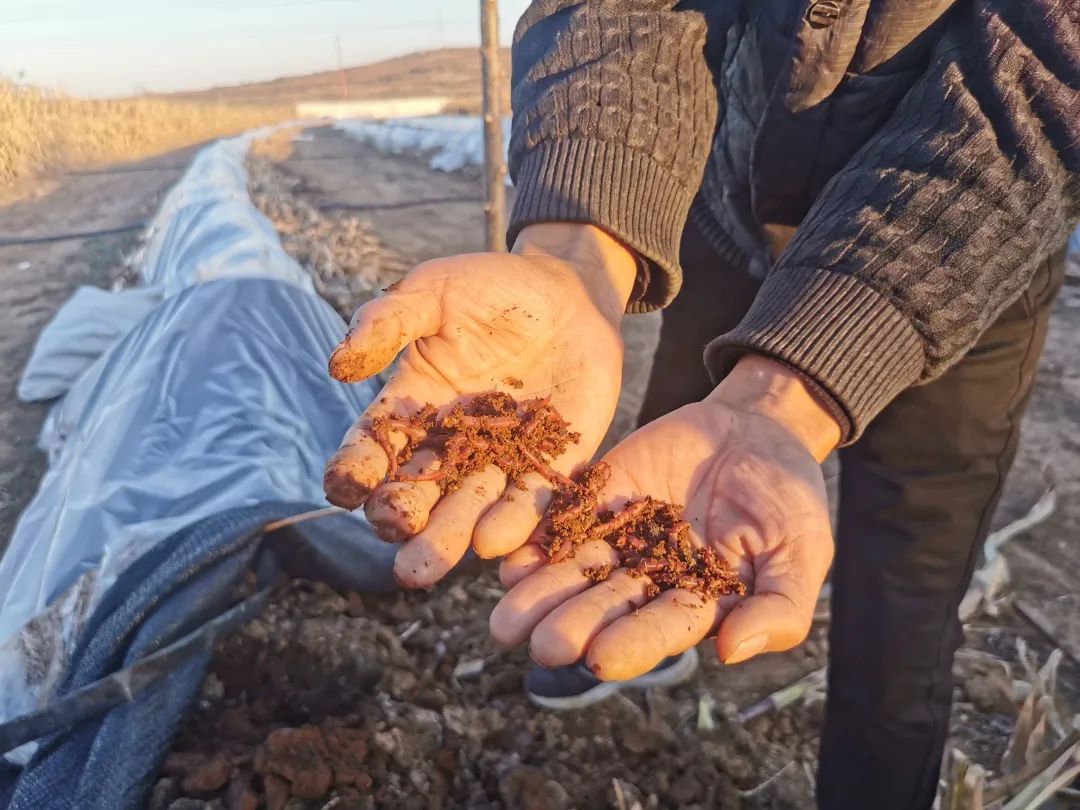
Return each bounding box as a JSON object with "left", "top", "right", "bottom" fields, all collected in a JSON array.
[
  {"left": 507, "top": 1, "right": 719, "bottom": 309},
  {"left": 707, "top": 0, "right": 1080, "bottom": 443}
]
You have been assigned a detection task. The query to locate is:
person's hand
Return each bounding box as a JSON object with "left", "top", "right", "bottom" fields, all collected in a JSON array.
[
  {"left": 324, "top": 223, "right": 637, "bottom": 589},
  {"left": 489, "top": 355, "right": 840, "bottom": 677}
]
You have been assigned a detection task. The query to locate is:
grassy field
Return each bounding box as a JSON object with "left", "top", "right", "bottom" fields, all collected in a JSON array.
[{"left": 0, "top": 81, "right": 290, "bottom": 192}]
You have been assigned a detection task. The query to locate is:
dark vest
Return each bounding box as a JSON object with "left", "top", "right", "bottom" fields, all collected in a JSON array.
[{"left": 698, "top": 0, "right": 958, "bottom": 274}]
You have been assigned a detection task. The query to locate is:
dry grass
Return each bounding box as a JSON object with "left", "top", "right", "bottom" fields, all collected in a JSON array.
[
  {"left": 0, "top": 81, "right": 291, "bottom": 192},
  {"left": 245, "top": 142, "right": 407, "bottom": 317}
]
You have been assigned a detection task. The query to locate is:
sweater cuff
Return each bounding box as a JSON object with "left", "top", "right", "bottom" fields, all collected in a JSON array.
[
  {"left": 704, "top": 267, "right": 926, "bottom": 445},
  {"left": 508, "top": 139, "right": 693, "bottom": 313}
]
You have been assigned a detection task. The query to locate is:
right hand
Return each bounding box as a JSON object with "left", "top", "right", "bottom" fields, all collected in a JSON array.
[
  {"left": 323, "top": 223, "right": 637, "bottom": 589},
  {"left": 490, "top": 356, "right": 838, "bottom": 678}
]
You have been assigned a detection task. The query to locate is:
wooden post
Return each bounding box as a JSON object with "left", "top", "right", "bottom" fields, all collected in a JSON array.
[{"left": 479, "top": 0, "right": 506, "bottom": 252}]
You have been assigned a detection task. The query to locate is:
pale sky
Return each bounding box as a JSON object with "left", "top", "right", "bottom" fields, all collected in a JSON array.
[{"left": 0, "top": 0, "right": 532, "bottom": 97}]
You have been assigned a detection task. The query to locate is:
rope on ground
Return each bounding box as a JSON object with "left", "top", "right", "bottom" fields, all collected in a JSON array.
[
  {"left": 0, "top": 220, "right": 148, "bottom": 247},
  {"left": 263, "top": 506, "right": 346, "bottom": 533},
  {"left": 66, "top": 154, "right": 368, "bottom": 177},
  {"left": 320, "top": 195, "right": 484, "bottom": 212},
  {"left": 0, "top": 196, "right": 485, "bottom": 247}
]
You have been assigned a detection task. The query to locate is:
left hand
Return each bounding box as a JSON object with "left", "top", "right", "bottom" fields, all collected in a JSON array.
[
  {"left": 489, "top": 355, "right": 840, "bottom": 678},
  {"left": 322, "top": 224, "right": 637, "bottom": 589}
]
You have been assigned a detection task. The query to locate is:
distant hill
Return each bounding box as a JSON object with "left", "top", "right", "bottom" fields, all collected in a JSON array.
[{"left": 160, "top": 48, "right": 511, "bottom": 112}]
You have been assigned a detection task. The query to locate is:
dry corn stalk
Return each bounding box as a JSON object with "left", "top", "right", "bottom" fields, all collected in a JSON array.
[
  {"left": 959, "top": 482, "right": 1056, "bottom": 623},
  {"left": 245, "top": 148, "right": 407, "bottom": 317},
  {"left": 736, "top": 666, "right": 827, "bottom": 725},
  {"left": 941, "top": 642, "right": 1080, "bottom": 809},
  {"left": 942, "top": 754, "right": 987, "bottom": 810}
]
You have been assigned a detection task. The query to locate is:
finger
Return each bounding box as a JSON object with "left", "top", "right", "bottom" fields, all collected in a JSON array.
[
  {"left": 328, "top": 286, "right": 442, "bottom": 383},
  {"left": 715, "top": 537, "right": 829, "bottom": 665},
  {"left": 472, "top": 471, "right": 556, "bottom": 559},
  {"left": 473, "top": 441, "right": 614, "bottom": 560},
  {"left": 489, "top": 540, "right": 619, "bottom": 648},
  {"left": 323, "top": 398, "right": 406, "bottom": 510},
  {"left": 715, "top": 591, "right": 815, "bottom": 665},
  {"left": 499, "top": 543, "right": 548, "bottom": 589},
  {"left": 528, "top": 570, "right": 654, "bottom": 667},
  {"left": 586, "top": 589, "right": 729, "bottom": 682},
  {"left": 394, "top": 464, "right": 506, "bottom": 588},
  {"left": 363, "top": 450, "right": 441, "bottom": 542}
]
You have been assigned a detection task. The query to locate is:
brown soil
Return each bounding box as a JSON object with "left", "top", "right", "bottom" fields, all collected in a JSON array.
[
  {"left": 155, "top": 571, "right": 1078, "bottom": 810},
  {"left": 359, "top": 391, "right": 744, "bottom": 601},
  {"left": 543, "top": 462, "right": 745, "bottom": 602},
  {"left": 157, "top": 573, "right": 812, "bottom": 810},
  {"left": 368, "top": 393, "right": 580, "bottom": 495}
]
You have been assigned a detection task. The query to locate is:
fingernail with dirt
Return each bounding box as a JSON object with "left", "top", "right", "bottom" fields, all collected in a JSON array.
[
  {"left": 724, "top": 633, "right": 767, "bottom": 665},
  {"left": 327, "top": 343, "right": 360, "bottom": 382},
  {"left": 323, "top": 462, "right": 373, "bottom": 509}
]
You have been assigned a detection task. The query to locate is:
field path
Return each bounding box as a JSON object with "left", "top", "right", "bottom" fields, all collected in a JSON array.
[{"left": 0, "top": 146, "right": 201, "bottom": 549}]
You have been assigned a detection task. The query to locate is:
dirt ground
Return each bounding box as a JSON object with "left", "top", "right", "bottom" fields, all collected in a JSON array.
[
  {"left": 1, "top": 127, "right": 1078, "bottom": 808},
  {"left": 157, "top": 572, "right": 823, "bottom": 810},
  {"left": 0, "top": 148, "right": 203, "bottom": 550}
]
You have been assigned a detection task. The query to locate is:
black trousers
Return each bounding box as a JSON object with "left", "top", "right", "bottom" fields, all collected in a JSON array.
[{"left": 638, "top": 221, "right": 1065, "bottom": 810}]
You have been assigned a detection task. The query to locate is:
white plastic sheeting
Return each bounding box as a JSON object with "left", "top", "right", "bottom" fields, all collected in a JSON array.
[
  {"left": 297, "top": 97, "right": 449, "bottom": 120},
  {"left": 334, "top": 115, "right": 512, "bottom": 179},
  {"left": 17, "top": 131, "right": 313, "bottom": 410},
  {"left": 0, "top": 130, "right": 377, "bottom": 732},
  {"left": 1069, "top": 225, "right": 1080, "bottom": 277},
  {"left": 135, "top": 132, "right": 315, "bottom": 296},
  {"left": 17, "top": 286, "right": 163, "bottom": 402}
]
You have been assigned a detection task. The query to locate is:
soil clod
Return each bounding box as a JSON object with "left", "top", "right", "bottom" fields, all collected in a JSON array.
[
  {"left": 540, "top": 460, "right": 745, "bottom": 600},
  {"left": 372, "top": 393, "right": 580, "bottom": 493}
]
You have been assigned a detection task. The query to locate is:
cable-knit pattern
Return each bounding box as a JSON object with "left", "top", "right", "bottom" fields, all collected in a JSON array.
[
  {"left": 508, "top": 1, "right": 718, "bottom": 284},
  {"left": 508, "top": 0, "right": 1078, "bottom": 442},
  {"left": 718, "top": 0, "right": 1079, "bottom": 441}
]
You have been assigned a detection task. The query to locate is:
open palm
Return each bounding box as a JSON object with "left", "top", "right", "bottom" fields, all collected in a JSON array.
[
  {"left": 490, "top": 397, "right": 834, "bottom": 677},
  {"left": 323, "top": 250, "right": 626, "bottom": 588}
]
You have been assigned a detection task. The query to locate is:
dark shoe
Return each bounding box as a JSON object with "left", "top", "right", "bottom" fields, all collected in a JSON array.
[{"left": 524, "top": 647, "right": 699, "bottom": 710}]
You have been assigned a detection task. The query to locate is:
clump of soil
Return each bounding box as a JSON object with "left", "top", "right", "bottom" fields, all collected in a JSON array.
[
  {"left": 372, "top": 392, "right": 579, "bottom": 494},
  {"left": 157, "top": 574, "right": 810, "bottom": 810},
  {"left": 543, "top": 462, "right": 746, "bottom": 601},
  {"left": 254, "top": 724, "right": 372, "bottom": 801},
  {"left": 375, "top": 395, "right": 744, "bottom": 601}
]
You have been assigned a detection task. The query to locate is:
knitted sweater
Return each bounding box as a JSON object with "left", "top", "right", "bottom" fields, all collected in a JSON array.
[{"left": 507, "top": 0, "right": 1079, "bottom": 442}]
